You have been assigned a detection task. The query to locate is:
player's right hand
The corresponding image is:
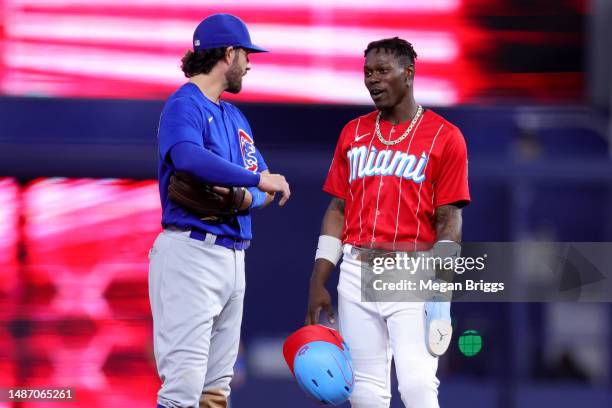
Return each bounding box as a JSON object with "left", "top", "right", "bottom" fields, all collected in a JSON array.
[
  {"left": 305, "top": 284, "right": 335, "bottom": 325},
  {"left": 257, "top": 173, "right": 290, "bottom": 206}
]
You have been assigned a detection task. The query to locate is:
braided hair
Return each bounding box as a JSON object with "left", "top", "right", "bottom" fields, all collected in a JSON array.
[{"left": 364, "top": 37, "right": 417, "bottom": 67}]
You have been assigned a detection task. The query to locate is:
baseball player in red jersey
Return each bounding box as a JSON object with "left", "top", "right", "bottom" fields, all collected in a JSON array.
[{"left": 305, "top": 38, "right": 470, "bottom": 408}]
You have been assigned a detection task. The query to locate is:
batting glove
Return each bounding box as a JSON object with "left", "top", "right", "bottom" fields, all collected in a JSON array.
[{"left": 425, "top": 290, "right": 452, "bottom": 357}]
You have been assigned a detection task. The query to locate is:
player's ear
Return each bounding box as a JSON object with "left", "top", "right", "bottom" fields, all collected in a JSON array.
[
  {"left": 224, "top": 46, "right": 236, "bottom": 65},
  {"left": 405, "top": 64, "right": 415, "bottom": 87}
]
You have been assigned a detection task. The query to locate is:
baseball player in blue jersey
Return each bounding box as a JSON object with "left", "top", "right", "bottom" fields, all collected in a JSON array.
[{"left": 148, "top": 14, "right": 290, "bottom": 408}]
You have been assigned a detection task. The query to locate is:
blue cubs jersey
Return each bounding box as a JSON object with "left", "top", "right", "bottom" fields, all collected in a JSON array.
[{"left": 157, "top": 82, "right": 268, "bottom": 240}]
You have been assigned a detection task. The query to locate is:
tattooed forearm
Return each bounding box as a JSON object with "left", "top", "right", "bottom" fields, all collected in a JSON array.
[
  {"left": 435, "top": 204, "right": 462, "bottom": 242},
  {"left": 321, "top": 198, "right": 345, "bottom": 238}
]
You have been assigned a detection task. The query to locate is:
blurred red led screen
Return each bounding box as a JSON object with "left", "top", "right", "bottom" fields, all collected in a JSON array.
[{"left": 0, "top": 0, "right": 585, "bottom": 105}]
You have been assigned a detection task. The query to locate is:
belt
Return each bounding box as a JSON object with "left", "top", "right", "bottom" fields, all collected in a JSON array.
[{"left": 189, "top": 229, "right": 251, "bottom": 251}]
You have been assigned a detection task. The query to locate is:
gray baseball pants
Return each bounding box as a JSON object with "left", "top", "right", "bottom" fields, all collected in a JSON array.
[{"left": 148, "top": 229, "right": 245, "bottom": 408}]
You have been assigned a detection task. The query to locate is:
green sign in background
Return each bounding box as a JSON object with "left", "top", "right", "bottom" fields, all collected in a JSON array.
[{"left": 458, "top": 330, "right": 482, "bottom": 357}]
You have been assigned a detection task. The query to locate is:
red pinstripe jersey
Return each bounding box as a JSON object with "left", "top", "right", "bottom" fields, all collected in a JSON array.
[{"left": 323, "top": 109, "right": 470, "bottom": 250}]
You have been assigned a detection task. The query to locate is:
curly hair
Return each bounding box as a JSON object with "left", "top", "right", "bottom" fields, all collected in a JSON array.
[
  {"left": 180, "top": 47, "right": 228, "bottom": 77},
  {"left": 364, "top": 37, "right": 418, "bottom": 67}
]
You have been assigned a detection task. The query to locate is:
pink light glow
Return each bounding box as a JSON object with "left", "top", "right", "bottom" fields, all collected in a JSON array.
[
  {"left": 9, "top": 0, "right": 461, "bottom": 13},
  {"left": 22, "top": 178, "right": 160, "bottom": 319},
  {"left": 0, "top": 178, "right": 19, "bottom": 265},
  {"left": 1, "top": 0, "right": 467, "bottom": 104}
]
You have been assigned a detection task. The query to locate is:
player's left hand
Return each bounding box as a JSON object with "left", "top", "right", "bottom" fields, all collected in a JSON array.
[
  {"left": 305, "top": 284, "right": 335, "bottom": 325},
  {"left": 424, "top": 295, "right": 452, "bottom": 357},
  {"left": 212, "top": 186, "right": 251, "bottom": 210}
]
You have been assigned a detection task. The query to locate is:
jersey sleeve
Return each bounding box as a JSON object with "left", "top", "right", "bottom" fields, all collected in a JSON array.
[
  {"left": 433, "top": 127, "right": 471, "bottom": 208},
  {"left": 158, "top": 97, "right": 204, "bottom": 162},
  {"left": 255, "top": 147, "right": 268, "bottom": 173},
  {"left": 322, "top": 124, "right": 350, "bottom": 199},
  {"left": 234, "top": 107, "right": 268, "bottom": 173}
]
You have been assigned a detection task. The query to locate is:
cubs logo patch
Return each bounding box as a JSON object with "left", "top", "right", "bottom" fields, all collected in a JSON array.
[{"left": 238, "top": 129, "right": 258, "bottom": 172}]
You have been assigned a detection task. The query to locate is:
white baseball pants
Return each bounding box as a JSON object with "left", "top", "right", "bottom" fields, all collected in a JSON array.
[
  {"left": 338, "top": 245, "right": 440, "bottom": 408},
  {"left": 148, "top": 229, "right": 245, "bottom": 408}
]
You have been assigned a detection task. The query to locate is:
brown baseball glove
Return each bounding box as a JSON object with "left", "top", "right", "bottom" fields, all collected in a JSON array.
[{"left": 167, "top": 171, "right": 247, "bottom": 223}]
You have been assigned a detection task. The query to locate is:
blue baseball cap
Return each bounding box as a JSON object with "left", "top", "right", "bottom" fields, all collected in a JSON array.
[{"left": 193, "top": 14, "right": 268, "bottom": 53}]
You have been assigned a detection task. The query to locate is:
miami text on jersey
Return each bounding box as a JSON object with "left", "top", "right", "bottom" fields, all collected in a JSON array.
[{"left": 347, "top": 146, "right": 428, "bottom": 184}]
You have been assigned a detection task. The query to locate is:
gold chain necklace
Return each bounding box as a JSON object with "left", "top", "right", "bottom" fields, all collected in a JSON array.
[{"left": 375, "top": 105, "right": 423, "bottom": 146}]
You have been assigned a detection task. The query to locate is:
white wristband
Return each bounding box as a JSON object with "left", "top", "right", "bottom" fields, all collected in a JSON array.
[{"left": 315, "top": 235, "right": 343, "bottom": 266}]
